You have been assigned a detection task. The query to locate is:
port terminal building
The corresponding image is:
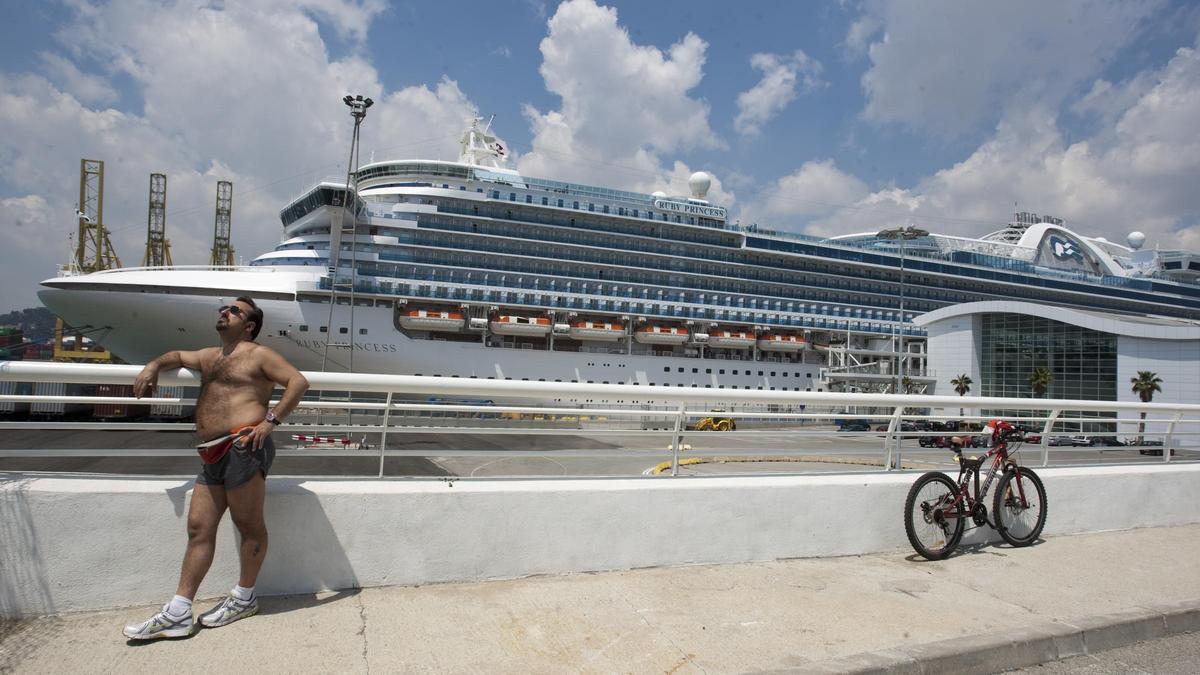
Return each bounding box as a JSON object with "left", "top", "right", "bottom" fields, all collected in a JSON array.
[{"left": 916, "top": 301, "right": 1200, "bottom": 441}]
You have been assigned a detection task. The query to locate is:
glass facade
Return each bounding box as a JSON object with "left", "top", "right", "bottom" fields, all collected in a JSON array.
[{"left": 980, "top": 313, "right": 1118, "bottom": 431}]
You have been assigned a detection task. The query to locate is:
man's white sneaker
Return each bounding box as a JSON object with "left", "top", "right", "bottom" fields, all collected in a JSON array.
[
  {"left": 198, "top": 594, "right": 259, "bottom": 628},
  {"left": 122, "top": 605, "right": 196, "bottom": 640}
]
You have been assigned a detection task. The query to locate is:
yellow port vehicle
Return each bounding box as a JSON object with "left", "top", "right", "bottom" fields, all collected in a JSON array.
[{"left": 693, "top": 412, "right": 737, "bottom": 431}]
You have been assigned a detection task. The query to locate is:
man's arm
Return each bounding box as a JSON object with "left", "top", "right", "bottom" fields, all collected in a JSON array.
[
  {"left": 133, "top": 349, "right": 210, "bottom": 398},
  {"left": 244, "top": 347, "right": 310, "bottom": 450},
  {"left": 259, "top": 348, "right": 309, "bottom": 421}
]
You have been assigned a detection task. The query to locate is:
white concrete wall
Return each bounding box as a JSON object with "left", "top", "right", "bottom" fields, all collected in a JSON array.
[
  {"left": 4, "top": 466, "right": 1200, "bottom": 618},
  {"left": 923, "top": 314, "right": 980, "bottom": 414},
  {"left": 1118, "top": 336, "right": 1200, "bottom": 446}
]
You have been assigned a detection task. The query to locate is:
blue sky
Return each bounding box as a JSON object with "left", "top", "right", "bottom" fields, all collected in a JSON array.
[{"left": 2, "top": 0, "right": 1200, "bottom": 312}]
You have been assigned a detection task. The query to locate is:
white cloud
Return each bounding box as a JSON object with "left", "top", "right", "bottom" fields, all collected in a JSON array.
[
  {"left": 751, "top": 159, "right": 870, "bottom": 222},
  {"left": 37, "top": 52, "right": 118, "bottom": 106},
  {"left": 0, "top": 0, "right": 478, "bottom": 312},
  {"left": 790, "top": 37, "right": 1200, "bottom": 249},
  {"left": 734, "top": 50, "right": 824, "bottom": 137},
  {"left": 843, "top": 13, "right": 881, "bottom": 57},
  {"left": 853, "top": 0, "right": 1163, "bottom": 137},
  {"left": 517, "top": 0, "right": 728, "bottom": 202}
]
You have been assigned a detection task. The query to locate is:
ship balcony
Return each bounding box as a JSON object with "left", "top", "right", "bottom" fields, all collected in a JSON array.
[{"left": 311, "top": 277, "right": 928, "bottom": 339}]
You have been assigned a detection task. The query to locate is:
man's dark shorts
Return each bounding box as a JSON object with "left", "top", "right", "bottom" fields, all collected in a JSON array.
[{"left": 196, "top": 435, "right": 274, "bottom": 489}]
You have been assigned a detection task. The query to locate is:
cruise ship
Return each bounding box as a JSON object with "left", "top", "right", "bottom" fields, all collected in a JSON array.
[{"left": 38, "top": 119, "right": 1200, "bottom": 402}]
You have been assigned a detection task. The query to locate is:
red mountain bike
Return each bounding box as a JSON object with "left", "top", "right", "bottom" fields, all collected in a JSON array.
[{"left": 904, "top": 420, "right": 1048, "bottom": 560}]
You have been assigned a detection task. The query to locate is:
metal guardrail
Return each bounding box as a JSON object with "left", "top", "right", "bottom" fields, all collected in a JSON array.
[{"left": 2, "top": 361, "right": 1198, "bottom": 478}]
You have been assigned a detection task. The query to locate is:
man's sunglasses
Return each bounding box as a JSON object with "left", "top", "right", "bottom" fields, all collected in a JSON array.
[{"left": 217, "top": 305, "right": 246, "bottom": 317}]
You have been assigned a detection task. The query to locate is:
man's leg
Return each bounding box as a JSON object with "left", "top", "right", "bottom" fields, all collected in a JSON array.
[
  {"left": 177, "top": 482, "right": 228, "bottom": 599},
  {"left": 226, "top": 471, "right": 268, "bottom": 588}
]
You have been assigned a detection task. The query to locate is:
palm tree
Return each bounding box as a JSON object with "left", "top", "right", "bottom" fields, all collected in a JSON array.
[
  {"left": 1130, "top": 371, "right": 1163, "bottom": 446},
  {"left": 951, "top": 373, "right": 972, "bottom": 416},
  {"left": 1028, "top": 367, "right": 1054, "bottom": 398}
]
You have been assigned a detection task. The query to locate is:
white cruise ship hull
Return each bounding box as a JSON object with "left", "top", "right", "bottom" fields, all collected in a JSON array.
[{"left": 38, "top": 271, "right": 825, "bottom": 404}]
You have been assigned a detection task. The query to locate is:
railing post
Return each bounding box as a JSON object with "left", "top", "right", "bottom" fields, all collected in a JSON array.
[
  {"left": 884, "top": 405, "right": 903, "bottom": 471},
  {"left": 377, "top": 392, "right": 393, "bottom": 478},
  {"left": 1164, "top": 411, "right": 1181, "bottom": 463},
  {"left": 1040, "top": 410, "right": 1060, "bottom": 467},
  {"left": 671, "top": 405, "right": 686, "bottom": 477}
]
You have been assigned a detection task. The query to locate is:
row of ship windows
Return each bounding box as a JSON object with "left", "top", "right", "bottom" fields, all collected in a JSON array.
[
  {"left": 422, "top": 201, "right": 1190, "bottom": 315},
  {"left": 302, "top": 208, "right": 943, "bottom": 309},
  {"left": 665, "top": 366, "right": 812, "bottom": 378},
  {"left": 488, "top": 190, "right": 698, "bottom": 225},
  {"left": 267, "top": 244, "right": 933, "bottom": 320},
  {"left": 358, "top": 191, "right": 1197, "bottom": 315},
  {"left": 371, "top": 194, "right": 732, "bottom": 246},
  {"left": 364, "top": 281, "right": 925, "bottom": 335},
  {"left": 296, "top": 325, "right": 368, "bottom": 334},
  {"left": 406, "top": 373, "right": 822, "bottom": 391},
  {"left": 406, "top": 220, "right": 953, "bottom": 306}
]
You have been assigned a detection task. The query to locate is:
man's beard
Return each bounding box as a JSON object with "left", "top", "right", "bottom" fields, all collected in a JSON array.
[{"left": 215, "top": 321, "right": 229, "bottom": 333}]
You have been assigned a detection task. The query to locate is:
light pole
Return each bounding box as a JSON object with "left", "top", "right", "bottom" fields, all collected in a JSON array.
[
  {"left": 876, "top": 225, "right": 929, "bottom": 394},
  {"left": 322, "top": 94, "right": 374, "bottom": 374}
]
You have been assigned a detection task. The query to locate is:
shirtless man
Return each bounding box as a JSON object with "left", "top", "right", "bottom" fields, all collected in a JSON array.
[{"left": 123, "top": 296, "right": 309, "bottom": 640}]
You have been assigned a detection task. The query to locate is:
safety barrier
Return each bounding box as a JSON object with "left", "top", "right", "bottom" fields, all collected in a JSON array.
[{"left": 2, "top": 361, "right": 1197, "bottom": 477}]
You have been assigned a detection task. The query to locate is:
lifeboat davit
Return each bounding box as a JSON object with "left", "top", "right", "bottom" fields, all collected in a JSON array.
[
  {"left": 568, "top": 320, "right": 625, "bottom": 341},
  {"left": 398, "top": 308, "right": 465, "bottom": 332},
  {"left": 634, "top": 325, "right": 689, "bottom": 345},
  {"left": 489, "top": 315, "right": 552, "bottom": 337},
  {"left": 756, "top": 334, "right": 806, "bottom": 352},
  {"left": 707, "top": 330, "right": 755, "bottom": 349}
]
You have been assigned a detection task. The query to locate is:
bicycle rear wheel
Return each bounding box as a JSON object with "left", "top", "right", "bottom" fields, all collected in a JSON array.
[
  {"left": 904, "top": 472, "right": 964, "bottom": 560},
  {"left": 993, "top": 467, "right": 1047, "bottom": 546}
]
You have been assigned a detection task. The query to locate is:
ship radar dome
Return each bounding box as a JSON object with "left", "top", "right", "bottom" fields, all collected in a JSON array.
[
  {"left": 1127, "top": 231, "right": 1146, "bottom": 250},
  {"left": 651, "top": 190, "right": 667, "bottom": 199},
  {"left": 688, "top": 171, "right": 711, "bottom": 199}
]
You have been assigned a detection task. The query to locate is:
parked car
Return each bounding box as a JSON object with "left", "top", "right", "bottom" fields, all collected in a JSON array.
[
  {"left": 918, "top": 434, "right": 981, "bottom": 448},
  {"left": 838, "top": 421, "right": 871, "bottom": 432},
  {"left": 1089, "top": 436, "right": 1126, "bottom": 447},
  {"left": 874, "top": 422, "right": 919, "bottom": 436},
  {"left": 1133, "top": 439, "right": 1174, "bottom": 456},
  {"left": 1048, "top": 436, "right": 1091, "bottom": 447}
]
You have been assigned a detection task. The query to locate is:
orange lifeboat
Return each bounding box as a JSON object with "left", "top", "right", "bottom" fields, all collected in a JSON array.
[
  {"left": 568, "top": 320, "right": 625, "bottom": 341},
  {"left": 756, "top": 334, "right": 806, "bottom": 352},
  {"left": 707, "top": 330, "right": 754, "bottom": 349},
  {"left": 634, "top": 325, "right": 689, "bottom": 345},
  {"left": 397, "top": 308, "right": 465, "bottom": 332},
  {"left": 489, "top": 315, "right": 552, "bottom": 337}
]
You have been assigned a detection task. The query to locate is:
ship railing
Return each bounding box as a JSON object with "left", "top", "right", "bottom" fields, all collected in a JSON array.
[{"left": 2, "top": 361, "right": 1197, "bottom": 479}]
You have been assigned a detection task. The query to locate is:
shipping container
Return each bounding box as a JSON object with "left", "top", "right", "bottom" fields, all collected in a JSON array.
[
  {"left": 94, "top": 383, "right": 149, "bottom": 419},
  {"left": 0, "top": 380, "right": 32, "bottom": 417},
  {"left": 31, "top": 382, "right": 93, "bottom": 417},
  {"left": 150, "top": 385, "right": 189, "bottom": 419}
]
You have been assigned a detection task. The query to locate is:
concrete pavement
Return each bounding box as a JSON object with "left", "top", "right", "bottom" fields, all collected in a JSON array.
[{"left": 2, "top": 524, "right": 1199, "bottom": 674}]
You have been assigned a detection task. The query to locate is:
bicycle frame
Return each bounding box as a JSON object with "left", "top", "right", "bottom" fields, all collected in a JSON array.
[{"left": 941, "top": 435, "right": 1029, "bottom": 521}]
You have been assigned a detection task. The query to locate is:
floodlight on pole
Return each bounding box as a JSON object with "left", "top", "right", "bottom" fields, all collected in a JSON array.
[{"left": 876, "top": 225, "right": 929, "bottom": 394}]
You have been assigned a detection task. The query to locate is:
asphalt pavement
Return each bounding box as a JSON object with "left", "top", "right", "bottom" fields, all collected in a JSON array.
[
  {"left": 3, "top": 524, "right": 1198, "bottom": 673},
  {"left": 1, "top": 428, "right": 1189, "bottom": 479}
]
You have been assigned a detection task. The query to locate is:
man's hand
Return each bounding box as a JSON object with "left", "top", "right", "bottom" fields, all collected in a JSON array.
[
  {"left": 244, "top": 420, "right": 275, "bottom": 451},
  {"left": 133, "top": 364, "right": 159, "bottom": 399}
]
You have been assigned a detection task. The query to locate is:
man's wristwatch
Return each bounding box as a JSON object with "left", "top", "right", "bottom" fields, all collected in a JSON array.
[{"left": 265, "top": 411, "right": 280, "bottom": 426}]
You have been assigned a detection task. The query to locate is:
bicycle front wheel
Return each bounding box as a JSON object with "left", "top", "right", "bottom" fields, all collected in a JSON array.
[
  {"left": 993, "top": 467, "right": 1047, "bottom": 546},
  {"left": 904, "top": 472, "right": 964, "bottom": 560}
]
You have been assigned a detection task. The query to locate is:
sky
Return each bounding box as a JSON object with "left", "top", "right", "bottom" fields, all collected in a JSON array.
[{"left": 2, "top": 0, "right": 1200, "bottom": 313}]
